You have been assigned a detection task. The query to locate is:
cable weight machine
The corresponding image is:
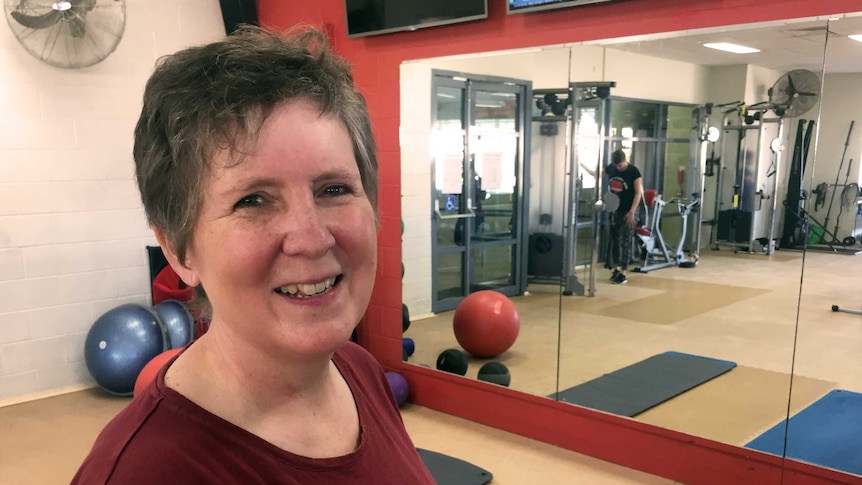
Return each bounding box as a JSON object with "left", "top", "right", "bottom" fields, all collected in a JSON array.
[{"left": 709, "top": 102, "right": 784, "bottom": 255}]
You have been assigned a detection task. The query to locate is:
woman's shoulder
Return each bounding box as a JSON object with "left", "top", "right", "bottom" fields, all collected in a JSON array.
[
  {"left": 70, "top": 391, "right": 172, "bottom": 484},
  {"left": 73, "top": 383, "right": 271, "bottom": 484},
  {"left": 333, "top": 341, "right": 395, "bottom": 401}
]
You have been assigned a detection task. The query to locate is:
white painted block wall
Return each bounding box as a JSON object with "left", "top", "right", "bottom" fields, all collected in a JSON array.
[
  {"left": 805, "top": 73, "right": 862, "bottom": 239},
  {"left": 0, "top": 0, "right": 226, "bottom": 404}
]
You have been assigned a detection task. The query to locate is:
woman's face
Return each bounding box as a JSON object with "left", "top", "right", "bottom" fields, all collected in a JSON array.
[{"left": 175, "top": 99, "right": 378, "bottom": 358}]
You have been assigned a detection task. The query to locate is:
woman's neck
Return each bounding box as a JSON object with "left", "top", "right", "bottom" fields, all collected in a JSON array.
[{"left": 167, "top": 330, "right": 336, "bottom": 412}]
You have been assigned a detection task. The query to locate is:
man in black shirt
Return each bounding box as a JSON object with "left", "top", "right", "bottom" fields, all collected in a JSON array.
[{"left": 606, "top": 149, "right": 643, "bottom": 284}]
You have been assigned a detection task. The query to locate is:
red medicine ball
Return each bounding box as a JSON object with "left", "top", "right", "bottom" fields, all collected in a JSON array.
[
  {"left": 133, "top": 347, "right": 183, "bottom": 397},
  {"left": 452, "top": 290, "right": 520, "bottom": 358}
]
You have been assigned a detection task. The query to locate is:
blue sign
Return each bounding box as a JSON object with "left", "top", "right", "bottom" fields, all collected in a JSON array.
[{"left": 444, "top": 195, "right": 457, "bottom": 211}]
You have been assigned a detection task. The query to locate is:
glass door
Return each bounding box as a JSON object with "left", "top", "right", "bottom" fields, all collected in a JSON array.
[{"left": 431, "top": 73, "right": 529, "bottom": 312}]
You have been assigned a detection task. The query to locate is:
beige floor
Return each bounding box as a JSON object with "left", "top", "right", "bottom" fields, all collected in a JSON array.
[
  {"left": 405, "top": 247, "right": 862, "bottom": 453},
  {"left": 0, "top": 388, "right": 680, "bottom": 485},
  {"left": 3, "top": 248, "right": 860, "bottom": 484}
]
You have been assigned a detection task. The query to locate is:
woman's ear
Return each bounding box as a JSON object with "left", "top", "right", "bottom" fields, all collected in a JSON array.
[{"left": 153, "top": 227, "right": 201, "bottom": 288}]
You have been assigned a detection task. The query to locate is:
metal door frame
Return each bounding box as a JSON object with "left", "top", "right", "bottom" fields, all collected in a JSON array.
[
  {"left": 564, "top": 82, "right": 615, "bottom": 297},
  {"left": 430, "top": 70, "right": 532, "bottom": 313}
]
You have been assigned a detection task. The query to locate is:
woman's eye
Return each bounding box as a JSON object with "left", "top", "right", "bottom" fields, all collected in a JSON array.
[
  {"left": 234, "top": 194, "right": 264, "bottom": 209},
  {"left": 322, "top": 185, "right": 353, "bottom": 197}
]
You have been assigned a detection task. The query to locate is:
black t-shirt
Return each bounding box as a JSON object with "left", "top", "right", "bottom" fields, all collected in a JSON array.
[{"left": 606, "top": 163, "right": 642, "bottom": 213}]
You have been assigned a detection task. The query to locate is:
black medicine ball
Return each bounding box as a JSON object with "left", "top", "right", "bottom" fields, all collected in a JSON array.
[
  {"left": 477, "top": 361, "right": 511, "bottom": 387},
  {"left": 402, "top": 304, "right": 410, "bottom": 333},
  {"left": 436, "top": 348, "right": 468, "bottom": 376}
]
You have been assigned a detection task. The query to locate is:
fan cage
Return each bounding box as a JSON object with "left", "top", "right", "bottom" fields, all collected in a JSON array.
[{"left": 3, "top": 0, "right": 126, "bottom": 69}]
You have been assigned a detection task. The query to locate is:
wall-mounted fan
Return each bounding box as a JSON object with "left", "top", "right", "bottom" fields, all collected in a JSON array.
[
  {"left": 3, "top": 0, "right": 125, "bottom": 69},
  {"left": 768, "top": 69, "right": 821, "bottom": 118}
]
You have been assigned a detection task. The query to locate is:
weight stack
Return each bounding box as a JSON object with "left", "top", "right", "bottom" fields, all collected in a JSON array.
[{"left": 528, "top": 233, "right": 563, "bottom": 278}]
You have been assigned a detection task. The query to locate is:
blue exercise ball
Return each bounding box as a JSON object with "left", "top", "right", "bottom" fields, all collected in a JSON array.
[
  {"left": 84, "top": 303, "right": 167, "bottom": 396},
  {"left": 152, "top": 299, "right": 195, "bottom": 349},
  {"left": 402, "top": 337, "right": 415, "bottom": 357}
]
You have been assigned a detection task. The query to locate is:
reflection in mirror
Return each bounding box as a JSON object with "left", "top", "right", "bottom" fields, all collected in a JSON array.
[
  {"left": 401, "top": 47, "right": 571, "bottom": 397},
  {"left": 782, "top": 14, "right": 862, "bottom": 478},
  {"left": 398, "top": 13, "right": 862, "bottom": 479},
  {"left": 556, "top": 18, "right": 837, "bottom": 465}
]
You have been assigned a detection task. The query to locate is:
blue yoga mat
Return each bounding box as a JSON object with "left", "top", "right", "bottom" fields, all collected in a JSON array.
[
  {"left": 746, "top": 389, "right": 862, "bottom": 476},
  {"left": 551, "top": 351, "right": 737, "bottom": 417}
]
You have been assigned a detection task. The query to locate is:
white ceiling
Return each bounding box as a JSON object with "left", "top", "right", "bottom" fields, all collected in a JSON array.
[{"left": 595, "top": 13, "right": 862, "bottom": 75}]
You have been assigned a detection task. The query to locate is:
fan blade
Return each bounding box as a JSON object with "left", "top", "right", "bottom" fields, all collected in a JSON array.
[
  {"left": 10, "top": 9, "right": 63, "bottom": 30},
  {"left": 786, "top": 75, "right": 796, "bottom": 94},
  {"left": 70, "top": 0, "right": 98, "bottom": 9},
  {"left": 68, "top": 16, "right": 87, "bottom": 38}
]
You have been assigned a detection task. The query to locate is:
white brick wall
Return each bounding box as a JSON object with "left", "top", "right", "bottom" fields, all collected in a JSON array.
[
  {"left": 0, "top": 0, "right": 225, "bottom": 404},
  {"left": 399, "top": 62, "right": 433, "bottom": 317}
]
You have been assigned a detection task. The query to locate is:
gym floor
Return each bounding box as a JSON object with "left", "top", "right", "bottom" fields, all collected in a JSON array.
[
  {"left": 0, "top": 387, "right": 679, "bottom": 484},
  {"left": 404, "top": 246, "right": 862, "bottom": 450},
  {"left": 1, "top": 247, "right": 859, "bottom": 484}
]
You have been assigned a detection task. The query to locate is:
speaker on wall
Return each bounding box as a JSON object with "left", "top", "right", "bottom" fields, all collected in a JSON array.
[{"left": 219, "top": 0, "right": 259, "bottom": 35}]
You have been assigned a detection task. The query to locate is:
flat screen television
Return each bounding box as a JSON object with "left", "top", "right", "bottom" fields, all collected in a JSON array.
[
  {"left": 507, "top": 0, "right": 614, "bottom": 15},
  {"left": 345, "top": 0, "right": 488, "bottom": 38}
]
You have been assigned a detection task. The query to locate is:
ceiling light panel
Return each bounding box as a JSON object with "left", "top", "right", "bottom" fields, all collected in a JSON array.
[{"left": 703, "top": 42, "right": 760, "bottom": 54}]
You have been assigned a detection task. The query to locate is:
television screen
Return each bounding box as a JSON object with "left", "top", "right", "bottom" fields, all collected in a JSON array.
[
  {"left": 345, "top": 0, "right": 488, "bottom": 38},
  {"left": 508, "top": 0, "right": 613, "bottom": 15}
]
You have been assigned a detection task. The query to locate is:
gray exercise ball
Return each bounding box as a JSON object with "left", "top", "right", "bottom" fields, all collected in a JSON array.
[
  {"left": 152, "top": 299, "right": 195, "bottom": 349},
  {"left": 84, "top": 303, "right": 167, "bottom": 396}
]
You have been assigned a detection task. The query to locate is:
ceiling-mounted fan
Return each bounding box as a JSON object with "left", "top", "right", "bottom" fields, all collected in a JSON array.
[{"left": 3, "top": 0, "right": 126, "bottom": 69}]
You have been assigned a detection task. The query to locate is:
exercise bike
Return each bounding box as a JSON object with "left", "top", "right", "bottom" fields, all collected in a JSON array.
[{"left": 633, "top": 190, "right": 699, "bottom": 272}]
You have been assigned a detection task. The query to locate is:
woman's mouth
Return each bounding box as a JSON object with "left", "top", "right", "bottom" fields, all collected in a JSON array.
[{"left": 275, "top": 276, "right": 339, "bottom": 298}]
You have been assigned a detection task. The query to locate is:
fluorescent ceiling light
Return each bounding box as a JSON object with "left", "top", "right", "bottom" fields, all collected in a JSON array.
[
  {"left": 849, "top": 34, "right": 862, "bottom": 43},
  {"left": 703, "top": 42, "right": 760, "bottom": 54}
]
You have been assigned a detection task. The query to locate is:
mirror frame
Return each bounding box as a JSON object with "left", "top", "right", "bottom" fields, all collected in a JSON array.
[{"left": 258, "top": 1, "right": 860, "bottom": 483}]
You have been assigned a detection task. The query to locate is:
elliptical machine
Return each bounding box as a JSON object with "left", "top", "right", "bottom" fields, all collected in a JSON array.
[
  {"left": 634, "top": 189, "right": 699, "bottom": 272},
  {"left": 634, "top": 189, "right": 674, "bottom": 272},
  {"left": 674, "top": 198, "right": 700, "bottom": 268}
]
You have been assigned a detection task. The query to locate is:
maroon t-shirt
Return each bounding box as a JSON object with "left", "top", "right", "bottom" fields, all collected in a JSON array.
[{"left": 71, "top": 342, "right": 434, "bottom": 484}]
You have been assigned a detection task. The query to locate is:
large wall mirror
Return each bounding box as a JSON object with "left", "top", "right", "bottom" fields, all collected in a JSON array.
[
  {"left": 785, "top": 15, "right": 862, "bottom": 478},
  {"left": 400, "top": 11, "right": 862, "bottom": 481}
]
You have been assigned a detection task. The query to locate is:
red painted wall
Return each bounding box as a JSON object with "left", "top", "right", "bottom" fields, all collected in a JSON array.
[{"left": 257, "top": 1, "right": 862, "bottom": 483}]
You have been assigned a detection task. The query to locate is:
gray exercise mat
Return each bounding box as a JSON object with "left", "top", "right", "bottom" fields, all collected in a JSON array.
[
  {"left": 417, "top": 448, "right": 493, "bottom": 485},
  {"left": 551, "top": 351, "right": 737, "bottom": 417}
]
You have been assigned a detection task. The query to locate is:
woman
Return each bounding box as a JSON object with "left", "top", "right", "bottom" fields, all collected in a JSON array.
[
  {"left": 72, "top": 26, "right": 434, "bottom": 484},
  {"left": 605, "top": 149, "right": 642, "bottom": 285}
]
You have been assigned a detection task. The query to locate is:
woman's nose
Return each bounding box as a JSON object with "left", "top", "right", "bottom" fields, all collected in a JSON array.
[{"left": 280, "top": 203, "right": 336, "bottom": 257}]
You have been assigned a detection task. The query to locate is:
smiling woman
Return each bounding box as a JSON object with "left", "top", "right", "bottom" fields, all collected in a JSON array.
[
  {"left": 254, "top": 1, "right": 862, "bottom": 484},
  {"left": 170, "top": 99, "right": 378, "bottom": 358},
  {"left": 70, "top": 26, "right": 435, "bottom": 484}
]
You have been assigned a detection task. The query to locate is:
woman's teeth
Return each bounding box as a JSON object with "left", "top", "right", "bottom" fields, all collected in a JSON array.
[{"left": 277, "top": 277, "right": 336, "bottom": 297}]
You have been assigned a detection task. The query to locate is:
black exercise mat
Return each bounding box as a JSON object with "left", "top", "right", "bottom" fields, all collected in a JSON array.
[
  {"left": 551, "top": 351, "right": 737, "bottom": 417},
  {"left": 417, "top": 448, "right": 493, "bottom": 485}
]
